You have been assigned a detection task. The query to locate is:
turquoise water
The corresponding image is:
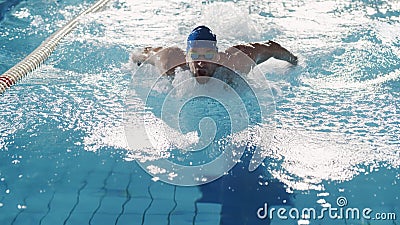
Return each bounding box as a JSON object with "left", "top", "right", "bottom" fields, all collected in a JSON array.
[{"left": 1, "top": 0, "right": 399, "bottom": 224}]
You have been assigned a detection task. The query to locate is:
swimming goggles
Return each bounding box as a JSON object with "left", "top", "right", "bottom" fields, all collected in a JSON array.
[{"left": 188, "top": 51, "right": 216, "bottom": 60}]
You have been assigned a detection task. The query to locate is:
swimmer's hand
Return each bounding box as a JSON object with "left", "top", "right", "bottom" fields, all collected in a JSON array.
[
  {"left": 130, "top": 51, "right": 147, "bottom": 66},
  {"left": 288, "top": 55, "right": 298, "bottom": 66},
  {"left": 266, "top": 41, "right": 298, "bottom": 66},
  {"left": 130, "top": 47, "right": 163, "bottom": 66}
]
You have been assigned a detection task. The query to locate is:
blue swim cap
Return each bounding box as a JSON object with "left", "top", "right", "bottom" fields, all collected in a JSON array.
[{"left": 187, "top": 26, "right": 217, "bottom": 52}]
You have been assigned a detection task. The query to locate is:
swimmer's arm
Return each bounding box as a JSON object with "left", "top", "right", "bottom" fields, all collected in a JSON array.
[
  {"left": 229, "top": 41, "right": 298, "bottom": 66},
  {"left": 131, "top": 47, "right": 163, "bottom": 66},
  {"left": 255, "top": 41, "right": 298, "bottom": 65},
  {"left": 130, "top": 47, "right": 187, "bottom": 75}
]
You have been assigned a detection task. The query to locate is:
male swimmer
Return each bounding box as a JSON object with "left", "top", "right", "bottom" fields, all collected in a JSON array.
[{"left": 131, "top": 26, "right": 298, "bottom": 84}]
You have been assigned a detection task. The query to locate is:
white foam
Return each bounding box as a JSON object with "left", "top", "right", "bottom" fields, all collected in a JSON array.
[
  {"left": 303, "top": 68, "right": 400, "bottom": 90},
  {"left": 199, "top": 2, "right": 262, "bottom": 43},
  {"left": 254, "top": 128, "right": 400, "bottom": 191}
]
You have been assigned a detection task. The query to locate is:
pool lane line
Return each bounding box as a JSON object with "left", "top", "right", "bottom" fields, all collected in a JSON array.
[{"left": 0, "top": 0, "right": 111, "bottom": 95}]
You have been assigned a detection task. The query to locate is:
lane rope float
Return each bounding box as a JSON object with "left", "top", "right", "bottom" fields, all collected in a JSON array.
[{"left": 0, "top": 0, "right": 111, "bottom": 94}]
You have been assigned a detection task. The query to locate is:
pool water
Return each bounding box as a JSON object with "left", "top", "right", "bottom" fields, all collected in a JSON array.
[{"left": 1, "top": 0, "right": 399, "bottom": 225}]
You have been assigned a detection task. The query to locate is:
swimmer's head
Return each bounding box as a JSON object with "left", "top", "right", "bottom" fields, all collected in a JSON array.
[
  {"left": 187, "top": 26, "right": 217, "bottom": 51},
  {"left": 186, "top": 26, "right": 219, "bottom": 84}
]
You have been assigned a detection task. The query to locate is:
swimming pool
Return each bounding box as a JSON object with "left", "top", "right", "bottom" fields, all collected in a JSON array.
[{"left": 0, "top": 0, "right": 399, "bottom": 224}]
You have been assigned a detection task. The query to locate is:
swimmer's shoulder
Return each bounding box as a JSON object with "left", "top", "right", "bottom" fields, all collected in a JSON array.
[{"left": 151, "top": 46, "right": 187, "bottom": 76}]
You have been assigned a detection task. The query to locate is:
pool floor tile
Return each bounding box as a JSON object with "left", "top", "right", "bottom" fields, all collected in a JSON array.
[
  {"left": 194, "top": 214, "right": 221, "bottom": 225},
  {"left": 175, "top": 186, "right": 202, "bottom": 201},
  {"left": 115, "top": 213, "right": 144, "bottom": 225},
  {"left": 103, "top": 171, "right": 130, "bottom": 190},
  {"left": 194, "top": 203, "right": 222, "bottom": 225},
  {"left": 122, "top": 197, "right": 152, "bottom": 214},
  {"left": 12, "top": 211, "right": 43, "bottom": 225},
  {"left": 146, "top": 198, "right": 176, "bottom": 215},
  {"left": 142, "top": 214, "right": 170, "bottom": 225},
  {"left": 63, "top": 195, "right": 103, "bottom": 224},
  {"left": 89, "top": 213, "right": 119, "bottom": 225},
  {"left": 169, "top": 213, "right": 196, "bottom": 225},
  {"left": 0, "top": 216, "right": 15, "bottom": 225},
  {"left": 63, "top": 212, "right": 93, "bottom": 225},
  {"left": 23, "top": 192, "right": 53, "bottom": 213},
  {"left": 128, "top": 179, "right": 152, "bottom": 198},
  {"left": 0, "top": 197, "right": 22, "bottom": 225},
  {"left": 96, "top": 196, "right": 127, "bottom": 215},
  {"left": 39, "top": 192, "right": 78, "bottom": 225},
  {"left": 149, "top": 182, "right": 175, "bottom": 200}
]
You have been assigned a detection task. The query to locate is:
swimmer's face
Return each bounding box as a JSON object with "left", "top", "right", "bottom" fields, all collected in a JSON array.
[{"left": 186, "top": 48, "right": 219, "bottom": 84}]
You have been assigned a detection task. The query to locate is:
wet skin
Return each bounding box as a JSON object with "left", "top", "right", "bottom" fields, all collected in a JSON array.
[{"left": 186, "top": 48, "right": 219, "bottom": 84}]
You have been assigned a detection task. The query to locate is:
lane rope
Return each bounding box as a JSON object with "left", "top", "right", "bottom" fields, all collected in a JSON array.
[{"left": 0, "top": 0, "right": 111, "bottom": 94}]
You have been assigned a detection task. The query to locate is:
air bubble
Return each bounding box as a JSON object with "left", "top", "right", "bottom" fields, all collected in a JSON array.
[{"left": 17, "top": 204, "right": 27, "bottom": 210}]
